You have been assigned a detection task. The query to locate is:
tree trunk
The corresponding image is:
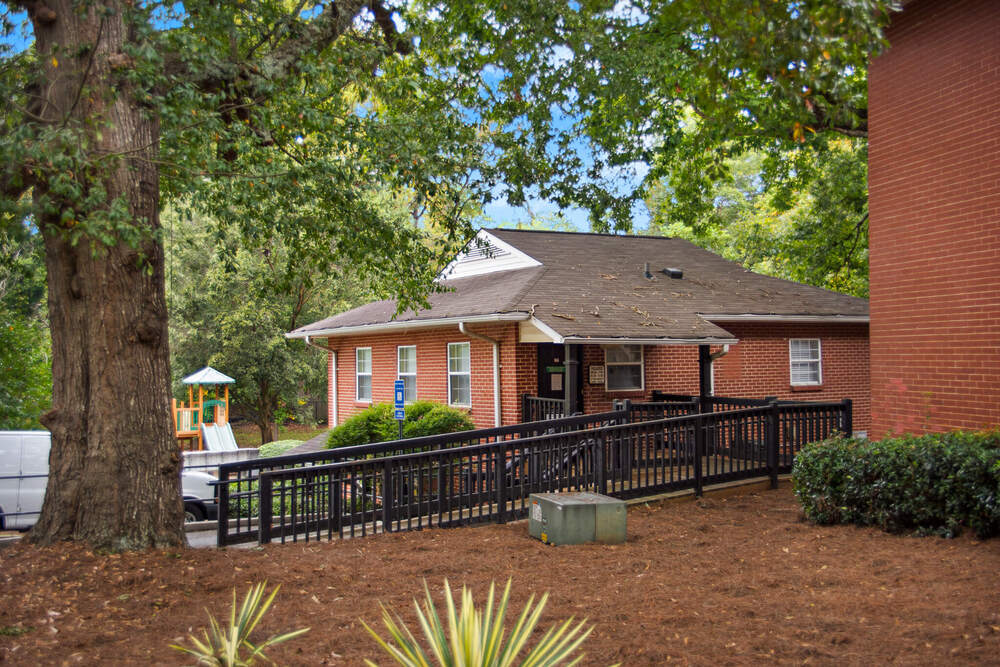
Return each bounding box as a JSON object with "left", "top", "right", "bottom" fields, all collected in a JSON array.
[
  {"left": 26, "top": 1, "right": 184, "bottom": 550},
  {"left": 258, "top": 421, "right": 279, "bottom": 445}
]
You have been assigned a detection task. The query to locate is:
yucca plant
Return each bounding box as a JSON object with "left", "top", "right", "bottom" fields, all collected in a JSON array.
[
  {"left": 363, "top": 579, "right": 611, "bottom": 667},
  {"left": 171, "top": 582, "right": 310, "bottom": 666}
]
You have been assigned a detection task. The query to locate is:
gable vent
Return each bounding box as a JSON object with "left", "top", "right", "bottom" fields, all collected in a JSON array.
[{"left": 460, "top": 242, "right": 510, "bottom": 263}]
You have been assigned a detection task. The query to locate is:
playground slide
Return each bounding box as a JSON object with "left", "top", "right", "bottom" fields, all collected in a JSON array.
[{"left": 200, "top": 423, "right": 239, "bottom": 452}]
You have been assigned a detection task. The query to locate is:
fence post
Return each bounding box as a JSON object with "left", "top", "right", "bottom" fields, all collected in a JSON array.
[
  {"left": 622, "top": 399, "right": 632, "bottom": 424},
  {"left": 522, "top": 393, "right": 529, "bottom": 422},
  {"left": 258, "top": 473, "right": 272, "bottom": 545},
  {"left": 330, "top": 474, "right": 342, "bottom": 539},
  {"left": 841, "top": 398, "right": 853, "bottom": 437},
  {"left": 767, "top": 401, "right": 780, "bottom": 489},
  {"left": 693, "top": 413, "right": 704, "bottom": 497},
  {"left": 495, "top": 445, "right": 506, "bottom": 524},
  {"left": 216, "top": 470, "right": 229, "bottom": 547},
  {"left": 382, "top": 459, "right": 393, "bottom": 533},
  {"left": 594, "top": 435, "right": 606, "bottom": 495}
]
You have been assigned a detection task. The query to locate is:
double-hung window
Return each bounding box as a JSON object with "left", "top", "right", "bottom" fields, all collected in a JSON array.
[
  {"left": 605, "top": 344, "right": 644, "bottom": 391},
  {"left": 447, "top": 342, "right": 471, "bottom": 406},
  {"left": 789, "top": 339, "right": 822, "bottom": 386},
  {"left": 397, "top": 345, "right": 417, "bottom": 403},
  {"left": 355, "top": 347, "right": 372, "bottom": 402}
]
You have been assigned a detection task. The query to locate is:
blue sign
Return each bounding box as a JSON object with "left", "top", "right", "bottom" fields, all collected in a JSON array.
[
  {"left": 394, "top": 379, "right": 406, "bottom": 421},
  {"left": 394, "top": 380, "right": 405, "bottom": 409}
]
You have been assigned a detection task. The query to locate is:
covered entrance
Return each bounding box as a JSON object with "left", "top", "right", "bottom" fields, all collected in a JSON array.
[{"left": 536, "top": 343, "right": 583, "bottom": 413}]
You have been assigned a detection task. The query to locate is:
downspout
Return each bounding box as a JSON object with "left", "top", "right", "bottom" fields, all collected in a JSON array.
[
  {"left": 707, "top": 344, "right": 730, "bottom": 397},
  {"left": 459, "top": 322, "right": 502, "bottom": 427},
  {"left": 305, "top": 336, "right": 337, "bottom": 426}
]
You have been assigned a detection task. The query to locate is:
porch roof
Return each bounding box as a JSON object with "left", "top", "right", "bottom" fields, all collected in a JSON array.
[{"left": 288, "top": 229, "right": 868, "bottom": 344}]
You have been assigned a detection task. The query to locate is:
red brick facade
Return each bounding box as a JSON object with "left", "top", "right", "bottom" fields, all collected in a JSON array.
[
  {"left": 868, "top": 0, "right": 1000, "bottom": 437},
  {"left": 323, "top": 321, "right": 870, "bottom": 434}
]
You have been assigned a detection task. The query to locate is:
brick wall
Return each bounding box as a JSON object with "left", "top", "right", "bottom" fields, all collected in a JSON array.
[
  {"left": 325, "top": 323, "right": 520, "bottom": 430},
  {"left": 868, "top": 0, "right": 1000, "bottom": 437},
  {"left": 322, "top": 321, "right": 869, "bottom": 434},
  {"left": 578, "top": 323, "right": 871, "bottom": 434}
]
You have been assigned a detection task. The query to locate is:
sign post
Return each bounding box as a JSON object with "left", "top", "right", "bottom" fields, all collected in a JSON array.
[{"left": 394, "top": 379, "right": 406, "bottom": 440}]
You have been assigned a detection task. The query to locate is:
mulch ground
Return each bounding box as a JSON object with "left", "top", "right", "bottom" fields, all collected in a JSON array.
[{"left": 1, "top": 483, "right": 999, "bottom": 665}]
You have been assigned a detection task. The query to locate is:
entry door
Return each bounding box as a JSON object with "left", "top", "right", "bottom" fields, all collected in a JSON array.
[
  {"left": 537, "top": 344, "right": 565, "bottom": 400},
  {"left": 536, "top": 344, "right": 584, "bottom": 407}
]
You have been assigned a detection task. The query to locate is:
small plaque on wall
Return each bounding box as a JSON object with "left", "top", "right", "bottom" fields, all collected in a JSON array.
[{"left": 589, "top": 365, "right": 606, "bottom": 385}]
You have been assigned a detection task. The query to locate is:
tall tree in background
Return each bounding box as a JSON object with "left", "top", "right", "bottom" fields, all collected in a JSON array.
[
  {"left": 646, "top": 140, "right": 869, "bottom": 296},
  {"left": 166, "top": 208, "right": 367, "bottom": 446},
  {"left": 0, "top": 221, "right": 50, "bottom": 428},
  {"left": 0, "top": 0, "right": 891, "bottom": 550}
]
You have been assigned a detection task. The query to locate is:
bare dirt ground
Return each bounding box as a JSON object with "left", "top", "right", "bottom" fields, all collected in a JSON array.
[{"left": 2, "top": 483, "right": 999, "bottom": 666}]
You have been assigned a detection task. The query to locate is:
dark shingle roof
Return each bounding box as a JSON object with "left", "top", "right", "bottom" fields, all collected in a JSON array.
[{"left": 290, "top": 229, "right": 868, "bottom": 342}]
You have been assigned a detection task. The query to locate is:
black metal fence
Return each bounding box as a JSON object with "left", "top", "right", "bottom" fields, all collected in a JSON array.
[
  {"left": 216, "top": 409, "right": 626, "bottom": 545},
  {"left": 521, "top": 394, "right": 567, "bottom": 422},
  {"left": 249, "top": 398, "right": 851, "bottom": 545}
]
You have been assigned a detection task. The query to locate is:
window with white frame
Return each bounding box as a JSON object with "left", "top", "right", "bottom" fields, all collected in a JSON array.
[
  {"left": 605, "top": 344, "right": 644, "bottom": 391},
  {"left": 355, "top": 347, "right": 372, "bottom": 401},
  {"left": 397, "top": 345, "right": 417, "bottom": 403},
  {"left": 789, "top": 339, "right": 822, "bottom": 385},
  {"left": 447, "top": 342, "right": 471, "bottom": 406}
]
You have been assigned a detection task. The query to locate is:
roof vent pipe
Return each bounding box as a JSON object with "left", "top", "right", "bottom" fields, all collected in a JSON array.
[
  {"left": 662, "top": 267, "right": 683, "bottom": 279},
  {"left": 644, "top": 262, "right": 653, "bottom": 279}
]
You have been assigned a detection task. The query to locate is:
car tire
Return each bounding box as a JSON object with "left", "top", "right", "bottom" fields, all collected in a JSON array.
[{"left": 184, "top": 502, "right": 205, "bottom": 523}]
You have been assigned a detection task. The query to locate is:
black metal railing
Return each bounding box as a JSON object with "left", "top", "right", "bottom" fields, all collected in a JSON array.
[
  {"left": 626, "top": 398, "right": 699, "bottom": 421},
  {"left": 521, "top": 393, "right": 567, "bottom": 422},
  {"left": 216, "top": 408, "right": 626, "bottom": 545},
  {"left": 253, "top": 399, "right": 852, "bottom": 545}
]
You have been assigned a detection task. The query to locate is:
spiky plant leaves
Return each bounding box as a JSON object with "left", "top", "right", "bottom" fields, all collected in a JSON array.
[
  {"left": 363, "top": 578, "right": 614, "bottom": 667},
  {"left": 171, "top": 582, "right": 310, "bottom": 666}
]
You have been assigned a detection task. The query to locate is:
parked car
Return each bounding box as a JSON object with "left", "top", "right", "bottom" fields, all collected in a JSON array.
[{"left": 0, "top": 431, "right": 218, "bottom": 530}]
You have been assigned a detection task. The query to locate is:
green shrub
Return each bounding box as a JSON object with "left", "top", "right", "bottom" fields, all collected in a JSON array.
[
  {"left": 327, "top": 401, "right": 474, "bottom": 449},
  {"left": 258, "top": 440, "right": 303, "bottom": 458},
  {"left": 793, "top": 430, "right": 1000, "bottom": 538}
]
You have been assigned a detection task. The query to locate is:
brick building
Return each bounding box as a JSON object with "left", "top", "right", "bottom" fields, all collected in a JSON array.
[
  {"left": 289, "top": 229, "right": 871, "bottom": 433},
  {"left": 868, "top": 0, "right": 1000, "bottom": 437}
]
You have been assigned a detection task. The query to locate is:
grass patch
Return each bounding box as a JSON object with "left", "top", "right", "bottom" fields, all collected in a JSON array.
[{"left": 231, "top": 423, "right": 327, "bottom": 449}]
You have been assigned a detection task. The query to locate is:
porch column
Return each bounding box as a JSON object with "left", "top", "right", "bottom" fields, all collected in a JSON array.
[
  {"left": 564, "top": 343, "right": 580, "bottom": 416},
  {"left": 698, "top": 344, "right": 712, "bottom": 402}
]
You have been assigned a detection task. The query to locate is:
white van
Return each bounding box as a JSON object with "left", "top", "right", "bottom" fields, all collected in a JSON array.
[{"left": 0, "top": 431, "right": 218, "bottom": 530}]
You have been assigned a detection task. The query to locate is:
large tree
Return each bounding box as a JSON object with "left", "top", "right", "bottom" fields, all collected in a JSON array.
[
  {"left": 0, "top": 0, "right": 891, "bottom": 550},
  {"left": 646, "top": 139, "right": 869, "bottom": 296},
  {"left": 165, "top": 208, "right": 369, "bottom": 445}
]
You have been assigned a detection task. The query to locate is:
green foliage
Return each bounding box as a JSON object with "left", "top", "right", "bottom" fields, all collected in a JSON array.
[
  {"left": 257, "top": 440, "right": 303, "bottom": 458},
  {"left": 171, "top": 582, "right": 310, "bottom": 667},
  {"left": 167, "top": 208, "right": 365, "bottom": 443},
  {"left": 0, "top": 225, "right": 50, "bottom": 429},
  {"left": 362, "top": 579, "right": 604, "bottom": 667},
  {"left": 326, "top": 401, "right": 475, "bottom": 449},
  {"left": 793, "top": 432, "right": 1000, "bottom": 538},
  {"left": 646, "top": 140, "right": 869, "bottom": 296},
  {"left": 0, "top": 316, "right": 51, "bottom": 430}
]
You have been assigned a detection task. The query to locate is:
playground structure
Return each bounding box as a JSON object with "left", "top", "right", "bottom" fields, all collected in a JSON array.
[{"left": 173, "top": 367, "right": 235, "bottom": 451}]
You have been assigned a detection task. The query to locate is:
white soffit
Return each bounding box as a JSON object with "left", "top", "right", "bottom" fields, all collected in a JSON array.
[
  {"left": 438, "top": 229, "right": 542, "bottom": 280},
  {"left": 519, "top": 317, "right": 564, "bottom": 343}
]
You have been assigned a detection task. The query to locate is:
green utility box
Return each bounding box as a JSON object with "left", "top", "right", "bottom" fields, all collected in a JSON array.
[{"left": 528, "top": 492, "right": 626, "bottom": 546}]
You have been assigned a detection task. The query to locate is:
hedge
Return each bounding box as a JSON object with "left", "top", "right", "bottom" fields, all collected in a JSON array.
[
  {"left": 792, "top": 431, "right": 1000, "bottom": 538},
  {"left": 326, "top": 401, "right": 475, "bottom": 449},
  {"left": 258, "top": 439, "right": 303, "bottom": 458}
]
